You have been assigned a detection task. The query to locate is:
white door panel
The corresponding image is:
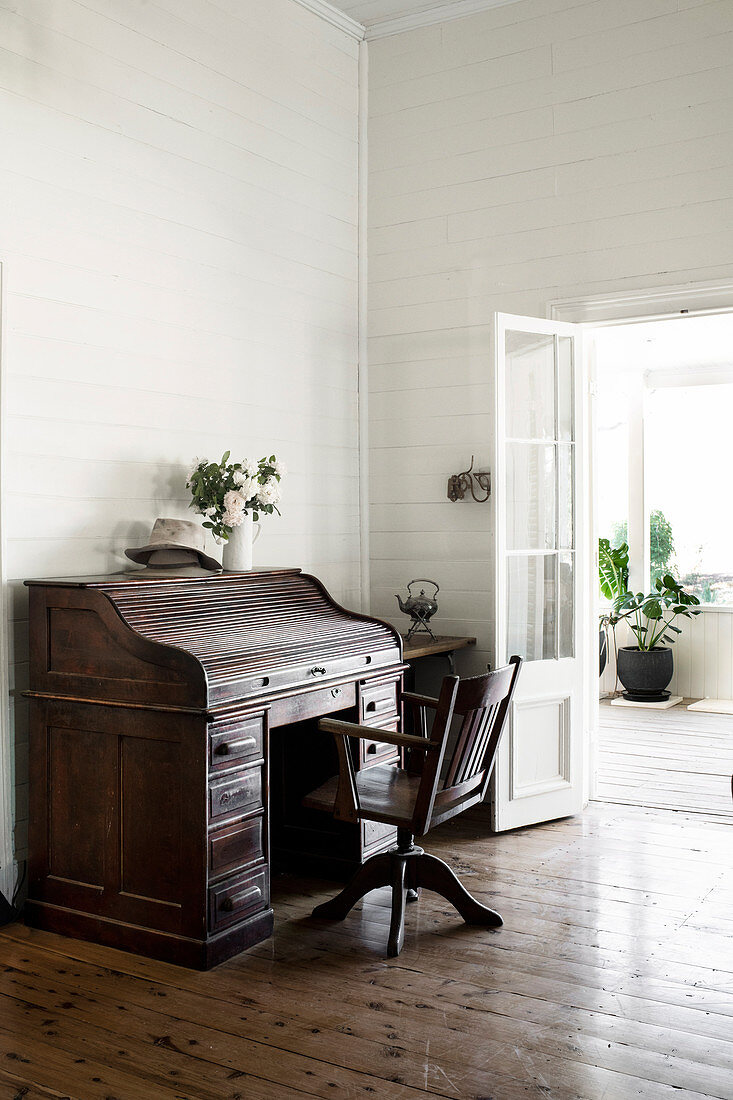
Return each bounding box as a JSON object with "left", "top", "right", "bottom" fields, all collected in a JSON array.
[{"left": 492, "top": 313, "right": 590, "bottom": 832}]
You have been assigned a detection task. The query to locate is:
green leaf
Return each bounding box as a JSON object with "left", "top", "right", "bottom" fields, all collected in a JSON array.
[{"left": 598, "top": 538, "right": 629, "bottom": 601}]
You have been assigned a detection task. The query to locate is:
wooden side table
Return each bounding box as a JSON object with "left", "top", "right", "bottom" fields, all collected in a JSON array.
[
  {"left": 401, "top": 634, "right": 477, "bottom": 676},
  {"left": 400, "top": 636, "right": 477, "bottom": 736}
]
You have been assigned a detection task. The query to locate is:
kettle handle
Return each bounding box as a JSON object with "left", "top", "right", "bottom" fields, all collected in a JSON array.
[{"left": 407, "top": 578, "right": 440, "bottom": 595}]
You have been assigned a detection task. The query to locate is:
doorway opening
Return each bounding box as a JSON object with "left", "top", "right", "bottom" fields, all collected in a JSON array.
[{"left": 592, "top": 312, "right": 733, "bottom": 821}]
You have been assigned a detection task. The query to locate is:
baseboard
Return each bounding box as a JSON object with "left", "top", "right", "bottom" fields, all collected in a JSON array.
[{"left": 24, "top": 899, "right": 273, "bottom": 970}]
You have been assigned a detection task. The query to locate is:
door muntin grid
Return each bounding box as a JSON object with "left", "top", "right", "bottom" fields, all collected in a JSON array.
[{"left": 505, "top": 332, "right": 575, "bottom": 662}]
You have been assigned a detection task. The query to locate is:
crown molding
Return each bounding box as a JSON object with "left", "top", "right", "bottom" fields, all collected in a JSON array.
[
  {"left": 549, "top": 280, "right": 733, "bottom": 325},
  {"left": 293, "top": 0, "right": 366, "bottom": 40},
  {"left": 364, "top": 0, "right": 521, "bottom": 40}
]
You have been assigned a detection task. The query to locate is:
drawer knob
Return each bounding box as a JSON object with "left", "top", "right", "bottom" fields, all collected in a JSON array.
[
  {"left": 220, "top": 884, "right": 261, "bottom": 913},
  {"left": 215, "top": 736, "right": 257, "bottom": 757},
  {"left": 330, "top": 687, "right": 342, "bottom": 699},
  {"left": 219, "top": 787, "right": 247, "bottom": 806},
  {"left": 366, "top": 699, "right": 392, "bottom": 713},
  {"left": 367, "top": 743, "right": 377, "bottom": 754},
  {"left": 310, "top": 666, "right": 327, "bottom": 676}
]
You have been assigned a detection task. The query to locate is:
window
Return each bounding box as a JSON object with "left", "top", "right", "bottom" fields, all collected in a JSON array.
[
  {"left": 596, "top": 376, "right": 630, "bottom": 554},
  {"left": 595, "top": 310, "right": 733, "bottom": 609},
  {"left": 646, "top": 381, "right": 733, "bottom": 604}
]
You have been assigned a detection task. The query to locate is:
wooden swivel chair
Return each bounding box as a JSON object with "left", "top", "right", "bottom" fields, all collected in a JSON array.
[{"left": 304, "top": 656, "right": 522, "bottom": 956}]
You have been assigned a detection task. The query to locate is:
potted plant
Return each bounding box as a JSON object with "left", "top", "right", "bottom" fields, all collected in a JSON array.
[
  {"left": 599, "top": 537, "right": 701, "bottom": 700},
  {"left": 613, "top": 576, "right": 701, "bottom": 699},
  {"left": 186, "top": 451, "right": 285, "bottom": 571},
  {"left": 598, "top": 538, "right": 629, "bottom": 679}
]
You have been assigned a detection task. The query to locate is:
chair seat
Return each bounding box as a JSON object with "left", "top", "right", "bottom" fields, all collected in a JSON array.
[{"left": 303, "top": 764, "right": 420, "bottom": 828}]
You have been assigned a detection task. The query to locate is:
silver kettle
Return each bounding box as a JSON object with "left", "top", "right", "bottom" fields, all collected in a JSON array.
[{"left": 395, "top": 579, "right": 439, "bottom": 640}]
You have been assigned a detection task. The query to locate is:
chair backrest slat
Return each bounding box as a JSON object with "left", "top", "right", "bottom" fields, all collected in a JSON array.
[
  {"left": 459, "top": 702, "right": 496, "bottom": 785},
  {"left": 444, "top": 708, "right": 480, "bottom": 789},
  {"left": 410, "top": 656, "right": 523, "bottom": 835},
  {"left": 448, "top": 706, "right": 489, "bottom": 789}
]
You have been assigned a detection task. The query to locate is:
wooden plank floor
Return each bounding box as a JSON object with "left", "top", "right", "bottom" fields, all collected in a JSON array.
[
  {"left": 1, "top": 800, "right": 732, "bottom": 1099},
  {"left": 597, "top": 701, "right": 733, "bottom": 819}
]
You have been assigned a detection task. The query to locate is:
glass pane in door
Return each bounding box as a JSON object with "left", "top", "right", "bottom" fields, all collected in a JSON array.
[
  {"left": 557, "top": 443, "right": 574, "bottom": 550},
  {"left": 506, "top": 443, "right": 555, "bottom": 551},
  {"left": 557, "top": 336, "right": 574, "bottom": 441},
  {"left": 558, "top": 552, "right": 575, "bottom": 658},
  {"left": 505, "top": 331, "right": 555, "bottom": 439},
  {"left": 507, "top": 554, "right": 557, "bottom": 662}
]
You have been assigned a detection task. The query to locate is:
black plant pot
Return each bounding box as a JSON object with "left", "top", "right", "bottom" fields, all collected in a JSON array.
[
  {"left": 599, "top": 628, "right": 608, "bottom": 677},
  {"left": 616, "top": 646, "right": 673, "bottom": 702}
]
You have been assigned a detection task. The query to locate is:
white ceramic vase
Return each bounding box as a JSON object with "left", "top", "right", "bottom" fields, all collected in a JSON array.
[{"left": 222, "top": 512, "right": 261, "bottom": 572}]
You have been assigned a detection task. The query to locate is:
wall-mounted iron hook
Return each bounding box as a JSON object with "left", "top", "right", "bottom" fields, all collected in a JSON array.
[{"left": 447, "top": 456, "right": 491, "bottom": 503}]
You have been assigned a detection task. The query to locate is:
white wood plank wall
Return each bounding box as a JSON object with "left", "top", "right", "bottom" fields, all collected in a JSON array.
[
  {"left": 0, "top": 0, "right": 360, "bottom": 866},
  {"left": 367, "top": 0, "right": 733, "bottom": 679}
]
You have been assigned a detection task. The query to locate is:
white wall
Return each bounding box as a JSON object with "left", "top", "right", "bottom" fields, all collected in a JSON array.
[
  {"left": 0, "top": 0, "right": 361, "bottom": 868},
  {"left": 367, "top": 0, "right": 733, "bottom": 676}
]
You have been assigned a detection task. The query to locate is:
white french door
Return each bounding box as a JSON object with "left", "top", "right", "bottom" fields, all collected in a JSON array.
[{"left": 492, "top": 313, "right": 592, "bottom": 831}]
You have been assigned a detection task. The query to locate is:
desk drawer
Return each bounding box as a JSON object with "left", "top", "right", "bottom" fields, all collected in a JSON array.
[
  {"left": 209, "top": 715, "right": 264, "bottom": 770},
  {"left": 360, "top": 716, "right": 400, "bottom": 768},
  {"left": 360, "top": 678, "right": 399, "bottom": 723},
  {"left": 209, "top": 816, "right": 264, "bottom": 879},
  {"left": 362, "top": 818, "right": 397, "bottom": 853},
  {"left": 209, "top": 866, "right": 269, "bottom": 932},
  {"left": 267, "top": 680, "right": 356, "bottom": 729},
  {"left": 209, "top": 766, "right": 262, "bottom": 821}
]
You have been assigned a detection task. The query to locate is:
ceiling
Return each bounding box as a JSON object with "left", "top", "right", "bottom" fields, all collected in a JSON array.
[
  {"left": 336, "top": 1, "right": 456, "bottom": 23},
  {"left": 334, "top": 0, "right": 512, "bottom": 32}
]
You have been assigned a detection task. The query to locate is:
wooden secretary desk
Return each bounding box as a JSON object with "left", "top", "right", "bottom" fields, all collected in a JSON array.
[{"left": 24, "top": 569, "right": 405, "bottom": 969}]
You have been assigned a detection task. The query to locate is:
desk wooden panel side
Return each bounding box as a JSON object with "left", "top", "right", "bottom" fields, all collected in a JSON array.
[{"left": 25, "top": 693, "right": 275, "bottom": 969}]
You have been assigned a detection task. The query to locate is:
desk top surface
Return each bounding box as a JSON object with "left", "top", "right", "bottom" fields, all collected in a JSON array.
[{"left": 401, "top": 634, "right": 477, "bottom": 660}]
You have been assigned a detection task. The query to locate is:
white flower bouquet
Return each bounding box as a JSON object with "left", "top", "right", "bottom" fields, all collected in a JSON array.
[{"left": 186, "top": 451, "right": 285, "bottom": 542}]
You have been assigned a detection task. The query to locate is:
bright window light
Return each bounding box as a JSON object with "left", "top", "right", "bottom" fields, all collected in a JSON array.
[
  {"left": 596, "top": 377, "right": 630, "bottom": 551},
  {"left": 646, "top": 382, "right": 733, "bottom": 604}
]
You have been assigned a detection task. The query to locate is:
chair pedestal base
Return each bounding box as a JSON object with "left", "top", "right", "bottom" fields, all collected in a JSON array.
[{"left": 312, "top": 829, "right": 502, "bottom": 957}]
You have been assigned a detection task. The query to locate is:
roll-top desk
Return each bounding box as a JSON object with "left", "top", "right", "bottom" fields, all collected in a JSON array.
[{"left": 24, "top": 569, "right": 405, "bottom": 968}]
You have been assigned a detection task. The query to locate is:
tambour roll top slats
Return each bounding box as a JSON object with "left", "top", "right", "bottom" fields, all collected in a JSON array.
[{"left": 98, "top": 569, "right": 401, "bottom": 706}]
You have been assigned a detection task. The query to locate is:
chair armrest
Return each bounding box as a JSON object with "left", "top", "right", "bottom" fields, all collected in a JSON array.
[
  {"left": 332, "top": 733, "right": 360, "bottom": 824},
  {"left": 400, "top": 690, "right": 438, "bottom": 746},
  {"left": 400, "top": 691, "right": 439, "bottom": 710},
  {"left": 318, "top": 717, "right": 440, "bottom": 752}
]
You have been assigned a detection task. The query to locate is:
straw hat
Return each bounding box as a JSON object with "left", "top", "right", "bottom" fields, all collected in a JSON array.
[{"left": 125, "top": 518, "right": 221, "bottom": 572}]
